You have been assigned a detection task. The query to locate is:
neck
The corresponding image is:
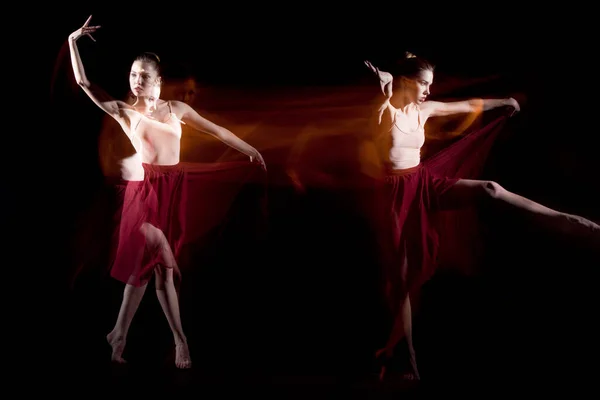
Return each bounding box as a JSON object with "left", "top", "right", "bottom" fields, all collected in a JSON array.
[
  {"left": 132, "top": 98, "right": 154, "bottom": 115},
  {"left": 390, "top": 97, "right": 415, "bottom": 113}
]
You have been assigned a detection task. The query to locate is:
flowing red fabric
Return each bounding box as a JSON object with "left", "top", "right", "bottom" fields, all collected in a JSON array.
[
  {"left": 70, "top": 161, "right": 266, "bottom": 288},
  {"left": 376, "top": 114, "right": 511, "bottom": 355}
]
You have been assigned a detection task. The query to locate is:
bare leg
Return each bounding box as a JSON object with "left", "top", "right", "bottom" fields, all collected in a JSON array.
[
  {"left": 142, "top": 222, "right": 191, "bottom": 369},
  {"left": 107, "top": 283, "right": 148, "bottom": 363},
  {"left": 404, "top": 296, "right": 419, "bottom": 380},
  {"left": 155, "top": 266, "right": 191, "bottom": 369},
  {"left": 377, "top": 249, "right": 420, "bottom": 381},
  {"left": 377, "top": 294, "right": 419, "bottom": 381},
  {"left": 440, "top": 179, "right": 600, "bottom": 245}
]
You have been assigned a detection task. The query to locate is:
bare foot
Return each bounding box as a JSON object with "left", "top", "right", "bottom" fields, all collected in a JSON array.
[
  {"left": 106, "top": 331, "right": 127, "bottom": 364},
  {"left": 562, "top": 214, "right": 600, "bottom": 243},
  {"left": 402, "top": 372, "right": 420, "bottom": 381},
  {"left": 375, "top": 348, "right": 420, "bottom": 382},
  {"left": 375, "top": 348, "right": 391, "bottom": 382},
  {"left": 175, "top": 342, "right": 192, "bottom": 369},
  {"left": 408, "top": 351, "right": 421, "bottom": 381}
]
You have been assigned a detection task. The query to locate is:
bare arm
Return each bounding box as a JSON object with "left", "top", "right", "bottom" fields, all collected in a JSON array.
[
  {"left": 421, "top": 97, "right": 520, "bottom": 119},
  {"left": 364, "top": 60, "right": 393, "bottom": 99},
  {"left": 174, "top": 101, "right": 266, "bottom": 169},
  {"left": 364, "top": 60, "right": 396, "bottom": 128},
  {"left": 68, "top": 16, "right": 128, "bottom": 123}
]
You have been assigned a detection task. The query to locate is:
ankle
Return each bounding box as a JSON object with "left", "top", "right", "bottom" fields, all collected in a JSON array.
[
  {"left": 108, "top": 330, "right": 126, "bottom": 340},
  {"left": 174, "top": 336, "right": 187, "bottom": 346}
]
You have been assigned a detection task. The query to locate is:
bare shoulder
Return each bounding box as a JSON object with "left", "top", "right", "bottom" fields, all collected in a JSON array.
[
  {"left": 167, "top": 100, "right": 210, "bottom": 126},
  {"left": 418, "top": 100, "right": 442, "bottom": 119},
  {"left": 419, "top": 100, "right": 441, "bottom": 112},
  {"left": 166, "top": 99, "right": 193, "bottom": 117},
  {"left": 110, "top": 99, "right": 137, "bottom": 119},
  {"left": 167, "top": 100, "right": 189, "bottom": 111}
]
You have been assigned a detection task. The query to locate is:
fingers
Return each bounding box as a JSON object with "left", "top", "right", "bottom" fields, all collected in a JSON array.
[
  {"left": 83, "top": 16, "right": 100, "bottom": 40},
  {"left": 249, "top": 153, "right": 267, "bottom": 170},
  {"left": 255, "top": 157, "right": 267, "bottom": 170},
  {"left": 83, "top": 25, "right": 101, "bottom": 42}
]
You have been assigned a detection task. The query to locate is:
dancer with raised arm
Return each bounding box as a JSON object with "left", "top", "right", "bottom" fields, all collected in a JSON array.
[
  {"left": 68, "top": 15, "right": 266, "bottom": 369},
  {"left": 365, "top": 53, "right": 599, "bottom": 381}
]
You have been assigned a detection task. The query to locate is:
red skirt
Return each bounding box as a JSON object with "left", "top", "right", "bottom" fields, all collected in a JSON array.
[
  {"left": 375, "top": 115, "right": 512, "bottom": 358},
  {"left": 378, "top": 114, "right": 511, "bottom": 313},
  {"left": 381, "top": 165, "right": 458, "bottom": 306},
  {"left": 72, "top": 161, "right": 266, "bottom": 288}
]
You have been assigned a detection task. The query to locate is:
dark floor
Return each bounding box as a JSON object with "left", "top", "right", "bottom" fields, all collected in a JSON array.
[
  {"left": 40, "top": 229, "right": 598, "bottom": 397},
  {"left": 22, "top": 177, "right": 597, "bottom": 397}
]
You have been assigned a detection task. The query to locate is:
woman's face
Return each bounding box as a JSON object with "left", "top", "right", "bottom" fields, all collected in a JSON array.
[
  {"left": 400, "top": 69, "right": 433, "bottom": 104},
  {"left": 129, "top": 60, "right": 160, "bottom": 98}
]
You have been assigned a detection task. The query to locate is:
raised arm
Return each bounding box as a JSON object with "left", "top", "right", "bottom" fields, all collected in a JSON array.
[
  {"left": 364, "top": 60, "right": 396, "bottom": 127},
  {"left": 421, "top": 97, "right": 520, "bottom": 119},
  {"left": 68, "top": 16, "right": 128, "bottom": 122},
  {"left": 173, "top": 101, "right": 266, "bottom": 170},
  {"left": 364, "top": 60, "right": 393, "bottom": 99}
]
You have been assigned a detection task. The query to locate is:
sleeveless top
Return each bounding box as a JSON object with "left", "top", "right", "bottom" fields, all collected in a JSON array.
[
  {"left": 131, "top": 101, "right": 184, "bottom": 165},
  {"left": 378, "top": 104, "right": 426, "bottom": 170}
]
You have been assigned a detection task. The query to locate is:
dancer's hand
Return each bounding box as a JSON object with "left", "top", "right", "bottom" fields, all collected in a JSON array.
[
  {"left": 364, "top": 60, "right": 378, "bottom": 74},
  {"left": 69, "top": 15, "right": 101, "bottom": 42},
  {"left": 249, "top": 150, "right": 267, "bottom": 171},
  {"left": 506, "top": 97, "right": 520, "bottom": 116},
  {"left": 364, "top": 60, "right": 393, "bottom": 82}
]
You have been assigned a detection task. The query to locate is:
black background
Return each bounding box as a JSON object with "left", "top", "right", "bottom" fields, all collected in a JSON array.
[{"left": 16, "top": 4, "right": 600, "bottom": 396}]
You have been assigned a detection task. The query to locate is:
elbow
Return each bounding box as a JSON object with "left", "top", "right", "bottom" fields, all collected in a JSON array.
[
  {"left": 76, "top": 79, "right": 90, "bottom": 89},
  {"left": 468, "top": 99, "right": 484, "bottom": 113}
]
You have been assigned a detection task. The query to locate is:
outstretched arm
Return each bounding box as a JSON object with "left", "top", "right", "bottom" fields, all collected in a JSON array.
[
  {"left": 68, "top": 15, "right": 127, "bottom": 122},
  {"left": 421, "top": 97, "right": 520, "bottom": 119},
  {"left": 174, "top": 101, "right": 266, "bottom": 170}
]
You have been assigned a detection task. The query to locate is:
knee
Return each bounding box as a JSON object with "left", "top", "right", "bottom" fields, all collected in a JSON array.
[
  {"left": 154, "top": 265, "right": 173, "bottom": 289},
  {"left": 141, "top": 223, "right": 167, "bottom": 247},
  {"left": 140, "top": 222, "right": 156, "bottom": 240}
]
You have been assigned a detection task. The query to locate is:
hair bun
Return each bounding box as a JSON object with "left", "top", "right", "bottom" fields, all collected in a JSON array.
[{"left": 144, "top": 51, "right": 161, "bottom": 63}]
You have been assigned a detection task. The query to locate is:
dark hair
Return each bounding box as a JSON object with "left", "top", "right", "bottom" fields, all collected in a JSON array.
[
  {"left": 390, "top": 51, "right": 435, "bottom": 79},
  {"left": 134, "top": 51, "right": 162, "bottom": 83}
]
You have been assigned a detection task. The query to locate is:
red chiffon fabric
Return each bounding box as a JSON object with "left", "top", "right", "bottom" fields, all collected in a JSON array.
[
  {"left": 380, "top": 166, "right": 458, "bottom": 307},
  {"left": 71, "top": 161, "right": 266, "bottom": 288},
  {"left": 377, "top": 114, "right": 511, "bottom": 355}
]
